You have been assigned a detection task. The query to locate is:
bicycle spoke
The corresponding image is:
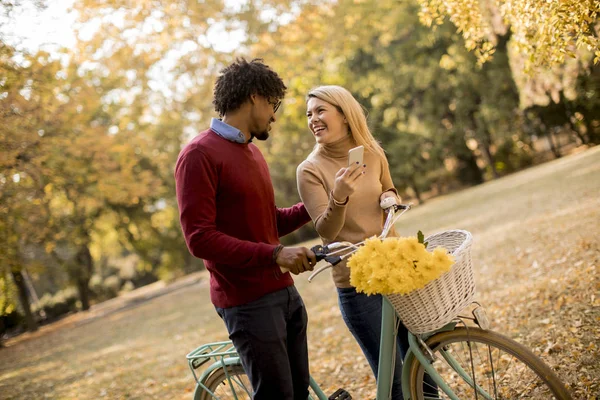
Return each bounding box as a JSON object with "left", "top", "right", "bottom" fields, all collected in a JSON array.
[
  {"left": 210, "top": 367, "right": 253, "bottom": 399},
  {"left": 485, "top": 345, "right": 498, "bottom": 398},
  {"left": 230, "top": 374, "right": 252, "bottom": 397},
  {"left": 412, "top": 329, "right": 567, "bottom": 399}
]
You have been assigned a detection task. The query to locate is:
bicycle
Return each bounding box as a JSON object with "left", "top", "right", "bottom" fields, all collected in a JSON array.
[{"left": 185, "top": 203, "right": 572, "bottom": 400}]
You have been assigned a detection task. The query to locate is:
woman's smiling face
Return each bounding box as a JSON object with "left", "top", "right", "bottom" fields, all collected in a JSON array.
[{"left": 306, "top": 97, "right": 349, "bottom": 145}]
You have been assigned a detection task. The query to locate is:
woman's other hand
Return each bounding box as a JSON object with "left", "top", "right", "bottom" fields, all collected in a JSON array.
[
  {"left": 332, "top": 162, "right": 365, "bottom": 202},
  {"left": 379, "top": 190, "right": 400, "bottom": 205}
]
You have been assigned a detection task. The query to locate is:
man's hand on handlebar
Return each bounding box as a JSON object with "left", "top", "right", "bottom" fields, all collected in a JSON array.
[{"left": 276, "top": 247, "right": 317, "bottom": 275}]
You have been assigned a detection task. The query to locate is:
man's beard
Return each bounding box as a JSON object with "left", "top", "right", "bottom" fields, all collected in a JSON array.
[
  {"left": 253, "top": 130, "right": 269, "bottom": 141},
  {"left": 251, "top": 118, "right": 273, "bottom": 141},
  {"left": 251, "top": 126, "right": 270, "bottom": 141}
]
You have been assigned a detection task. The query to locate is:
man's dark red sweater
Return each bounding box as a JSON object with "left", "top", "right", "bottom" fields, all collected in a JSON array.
[{"left": 175, "top": 129, "right": 311, "bottom": 308}]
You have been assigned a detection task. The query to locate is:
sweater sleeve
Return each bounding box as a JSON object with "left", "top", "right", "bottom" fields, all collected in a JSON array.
[
  {"left": 276, "top": 203, "right": 311, "bottom": 237},
  {"left": 297, "top": 160, "right": 347, "bottom": 242},
  {"left": 380, "top": 153, "right": 398, "bottom": 195},
  {"left": 175, "top": 149, "right": 277, "bottom": 267}
]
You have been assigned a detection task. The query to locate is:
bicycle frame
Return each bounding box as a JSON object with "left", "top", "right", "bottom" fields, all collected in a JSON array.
[
  {"left": 374, "top": 296, "right": 462, "bottom": 400},
  {"left": 188, "top": 299, "right": 492, "bottom": 400},
  {"left": 187, "top": 204, "right": 496, "bottom": 400},
  {"left": 374, "top": 296, "right": 498, "bottom": 400}
]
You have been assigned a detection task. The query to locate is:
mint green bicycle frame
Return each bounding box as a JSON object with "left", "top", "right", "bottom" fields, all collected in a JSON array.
[
  {"left": 187, "top": 205, "right": 494, "bottom": 399},
  {"left": 188, "top": 296, "right": 494, "bottom": 400}
]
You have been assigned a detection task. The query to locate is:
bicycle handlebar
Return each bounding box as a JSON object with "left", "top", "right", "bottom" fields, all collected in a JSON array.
[
  {"left": 279, "top": 204, "right": 411, "bottom": 276},
  {"left": 279, "top": 244, "right": 342, "bottom": 274},
  {"left": 310, "top": 244, "right": 343, "bottom": 265},
  {"left": 306, "top": 203, "right": 412, "bottom": 282}
]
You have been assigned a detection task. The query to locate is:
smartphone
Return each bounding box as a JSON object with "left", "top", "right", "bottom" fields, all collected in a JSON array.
[{"left": 348, "top": 145, "right": 364, "bottom": 167}]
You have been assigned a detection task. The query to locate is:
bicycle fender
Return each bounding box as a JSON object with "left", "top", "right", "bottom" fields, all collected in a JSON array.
[{"left": 198, "top": 357, "right": 242, "bottom": 384}]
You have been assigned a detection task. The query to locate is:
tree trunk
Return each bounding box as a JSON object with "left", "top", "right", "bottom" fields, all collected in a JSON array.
[
  {"left": 76, "top": 278, "right": 90, "bottom": 311},
  {"left": 11, "top": 270, "right": 38, "bottom": 332},
  {"left": 479, "top": 139, "right": 499, "bottom": 178},
  {"left": 547, "top": 130, "right": 561, "bottom": 158},
  {"left": 75, "top": 246, "right": 93, "bottom": 311},
  {"left": 469, "top": 112, "right": 498, "bottom": 179},
  {"left": 456, "top": 148, "right": 484, "bottom": 185},
  {"left": 480, "top": 30, "right": 517, "bottom": 180}
]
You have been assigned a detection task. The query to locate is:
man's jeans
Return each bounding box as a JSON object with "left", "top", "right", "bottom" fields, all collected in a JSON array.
[
  {"left": 216, "top": 286, "right": 310, "bottom": 400},
  {"left": 337, "top": 287, "right": 438, "bottom": 400}
]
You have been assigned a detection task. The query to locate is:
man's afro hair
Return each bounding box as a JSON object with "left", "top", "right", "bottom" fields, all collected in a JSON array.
[{"left": 213, "top": 58, "right": 287, "bottom": 116}]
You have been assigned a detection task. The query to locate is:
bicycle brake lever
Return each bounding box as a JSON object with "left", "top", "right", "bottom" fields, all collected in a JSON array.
[
  {"left": 324, "top": 255, "right": 342, "bottom": 265},
  {"left": 310, "top": 243, "right": 344, "bottom": 266}
]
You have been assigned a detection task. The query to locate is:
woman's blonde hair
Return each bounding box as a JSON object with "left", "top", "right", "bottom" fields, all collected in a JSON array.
[{"left": 307, "top": 85, "right": 384, "bottom": 158}]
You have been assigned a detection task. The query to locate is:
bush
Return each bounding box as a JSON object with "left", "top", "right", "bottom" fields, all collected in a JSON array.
[
  {"left": 89, "top": 274, "right": 103, "bottom": 292},
  {"left": 130, "top": 270, "right": 158, "bottom": 288},
  {"left": 0, "top": 310, "right": 23, "bottom": 335},
  {"left": 33, "top": 287, "right": 79, "bottom": 321},
  {"left": 494, "top": 138, "right": 534, "bottom": 175},
  {"left": 103, "top": 275, "right": 122, "bottom": 296},
  {"left": 119, "top": 280, "right": 135, "bottom": 294}
]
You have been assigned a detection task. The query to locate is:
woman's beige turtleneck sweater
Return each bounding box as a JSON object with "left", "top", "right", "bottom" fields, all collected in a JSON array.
[{"left": 296, "top": 134, "right": 397, "bottom": 288}]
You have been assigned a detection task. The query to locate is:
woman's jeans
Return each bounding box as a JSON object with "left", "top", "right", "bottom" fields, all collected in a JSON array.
[{"left": 337, "top": 287, "right": 438, "bottom": 400}]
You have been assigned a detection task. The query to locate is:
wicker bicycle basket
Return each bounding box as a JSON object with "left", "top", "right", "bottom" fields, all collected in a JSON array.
[{"left": 385, "top": 230, "right": 475, "bottom": 334}]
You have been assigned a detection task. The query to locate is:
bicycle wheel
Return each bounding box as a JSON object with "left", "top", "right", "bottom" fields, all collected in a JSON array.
[
  {"left": 196, "top": 365, "right": 252, "bottom": 400},
  {"left": 408, "top": 327, "right": 571, "bottom": 400},
  {"left": 195, "top": 365, "right": 326, "bottom": 400}
]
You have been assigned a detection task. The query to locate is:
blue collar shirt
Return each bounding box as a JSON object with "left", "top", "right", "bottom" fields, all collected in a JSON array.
[{"left": 210, "top": 118, "right": 247, "bottom": 144}]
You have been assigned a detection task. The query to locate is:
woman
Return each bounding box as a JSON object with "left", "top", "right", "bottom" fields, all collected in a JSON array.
[{"left": 296, "top": 85, "right": 436, "bottom": 399}]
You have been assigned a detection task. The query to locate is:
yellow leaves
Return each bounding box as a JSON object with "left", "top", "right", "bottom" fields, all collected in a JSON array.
[
  {"left": 416, "top": 0, "right": 600, "bottom": 70},
  {"left": 439, "top": 54, "right": 457, "bottom": 70},
  {"left": 592, "top": 293, "right": 600, "bottom": 307},
  {"left": 44, "top": 242, "right": 56, "bottom": 254},
  {"left": 150, "top": 207, "right": 176, "bottom": 231},
  {"left": 347, "top": 236, "right": 454, "bottom": 295}
]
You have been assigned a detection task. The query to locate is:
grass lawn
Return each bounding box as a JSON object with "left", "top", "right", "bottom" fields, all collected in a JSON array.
[{"left": 1, "top": 146, "right": 598, "bottom": 399}]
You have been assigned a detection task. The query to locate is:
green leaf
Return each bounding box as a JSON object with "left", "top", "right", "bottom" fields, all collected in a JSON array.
[{"left": 417, "top": 230, "right": 425, "bottom": 244}]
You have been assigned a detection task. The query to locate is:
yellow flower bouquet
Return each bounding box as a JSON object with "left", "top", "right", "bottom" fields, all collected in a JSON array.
[{"left": 347, "top": 233, "right": 455, "bottom": 296}]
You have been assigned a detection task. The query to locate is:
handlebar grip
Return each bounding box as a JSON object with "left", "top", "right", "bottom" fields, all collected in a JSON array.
[
  {"left": 310, "top": 244, "right": 328, "bottom": 262},
  {"left": 310, "top": 244, "right": 342, "bottom": 265}
]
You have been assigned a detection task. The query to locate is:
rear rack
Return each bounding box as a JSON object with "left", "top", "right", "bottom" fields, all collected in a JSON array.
[{"left": 186, "top": 340, "right": 239, "bottom": 383}]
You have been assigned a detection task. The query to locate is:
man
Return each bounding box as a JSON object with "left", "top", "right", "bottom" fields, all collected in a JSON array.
[{"left": 175, "top": 58, "right": 316, "bottom": 400}]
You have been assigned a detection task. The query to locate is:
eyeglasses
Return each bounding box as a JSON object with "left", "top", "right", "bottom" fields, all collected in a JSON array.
[{"left": 269, "top": 99, "right": 282, "bottom": 113}]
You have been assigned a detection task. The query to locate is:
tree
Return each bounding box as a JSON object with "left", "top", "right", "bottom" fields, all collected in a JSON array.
[
  {"left": 0, "top": 42, "right": 62, "bottom": 331},
  {"left": 417, "top": 0, "right": 600, "bottom": 70},
  {"left": 248, "top": 0, "right": 526, "bottom": 203}
]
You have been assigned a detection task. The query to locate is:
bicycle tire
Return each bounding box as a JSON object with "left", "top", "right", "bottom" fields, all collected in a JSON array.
[
  {"left": 195, "top": 364, "right": 253, "bottom": 400},
  {"left": 408, "top": 327, "right": 571, "bottom": 400}
]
